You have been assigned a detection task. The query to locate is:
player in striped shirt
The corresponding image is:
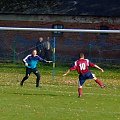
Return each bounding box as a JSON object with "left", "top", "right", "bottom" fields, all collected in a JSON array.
[
  {"left": 20, "top": 49, "right": 52, "bottom": 87},
  {"left": 63, "top": 53, "right": 105, "bottom": 97}
]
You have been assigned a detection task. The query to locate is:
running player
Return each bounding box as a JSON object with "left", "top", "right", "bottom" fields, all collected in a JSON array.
[
  {"left": 20, "top": 49, "right": 52, "bottom": 87},
  {"left": 63, "top": 53, "right": 105, "bottom": 97}
]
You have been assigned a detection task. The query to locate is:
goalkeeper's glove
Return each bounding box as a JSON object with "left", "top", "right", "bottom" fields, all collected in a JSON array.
[{"left": 25, "top": 62, "right": 28, "bottom": 67}]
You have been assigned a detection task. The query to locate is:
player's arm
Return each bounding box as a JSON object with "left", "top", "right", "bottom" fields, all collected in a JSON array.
[
  {"left": 38, "top": 56, "right": 52, "bottom": 63},
  {"left": 23, "top": 55, "right": 31, "bottom": 67},
  {"left": 63, "top": 64, "right": 77, "bottom": 76},
  {"left": 63, "top": 69, "right": 70, "bottom": 76},
  {"left": 94, "top": 65, "right": 104, "bottom": 72},
  {"left": 44, "top": 60, "right": 53, "bottom": 63},
  {"left": 89, "top": 61, "right": 104, "bottom": 72}
]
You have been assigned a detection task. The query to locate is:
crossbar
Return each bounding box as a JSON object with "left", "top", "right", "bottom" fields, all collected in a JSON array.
[{"left": 0, "top": 27, "right": 120, "bottom": 33}]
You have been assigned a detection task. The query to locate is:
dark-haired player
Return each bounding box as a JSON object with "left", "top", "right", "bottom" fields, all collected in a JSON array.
[
  {"left": 20, "top": 49, "right": 52, "bottom": 87},
  {"left": 63, "top": 53, "right": 105, "bottom": 97}
]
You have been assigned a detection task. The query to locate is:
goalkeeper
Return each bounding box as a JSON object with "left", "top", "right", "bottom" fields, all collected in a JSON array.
[{"left": 20, "top": 49, "right": 52, "bottom": 87}]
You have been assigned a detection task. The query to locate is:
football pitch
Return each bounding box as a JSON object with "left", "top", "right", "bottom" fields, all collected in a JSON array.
[{"left": 0, "top": 63, "right": 120, "bottom": 120}]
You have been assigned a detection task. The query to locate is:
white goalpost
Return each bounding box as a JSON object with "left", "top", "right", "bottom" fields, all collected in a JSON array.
[{"left": 0, "top": 26, "right": 120, "bottom": 33}]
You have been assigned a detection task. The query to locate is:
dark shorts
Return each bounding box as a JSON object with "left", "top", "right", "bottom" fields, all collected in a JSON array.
[
  {"left": 26, "top": 67, "right": 40, "bottom": 76},
  {"left": 78, "top": 72, "right": 94, "bottom": 86}
]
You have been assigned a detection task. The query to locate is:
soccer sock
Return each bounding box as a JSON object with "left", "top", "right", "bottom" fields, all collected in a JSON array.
[
  {"left": 36, "top": 79, "right": 40, "bottom": 87},
  {"left": 95, "top": 79, "right": 104, "bottom": 87},
  {"left": 78, "top": 88, "right": 82, "bottom": 96},
  {"left": 20, "top": 76, "right": 28, "bottom": 86},
  {"left": 36, "top": 74, "right": 40, "bottom": 87}
]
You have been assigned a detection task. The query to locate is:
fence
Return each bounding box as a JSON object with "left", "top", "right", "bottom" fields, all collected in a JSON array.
[{"left": 0, "top": 27, "right": 120, "bottom": 65}]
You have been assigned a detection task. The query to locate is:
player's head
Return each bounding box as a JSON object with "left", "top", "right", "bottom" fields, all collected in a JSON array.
[
  {"left": 80, "top": 53, "right": 84, "bottom": 58},
  {"left": 39, "top": 37, "right": 43, "bottom": 42},
  {"left": 32, "top": 49, "right": 37, "bottom": 56}
]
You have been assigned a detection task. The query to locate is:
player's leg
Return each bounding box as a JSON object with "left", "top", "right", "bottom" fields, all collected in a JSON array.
[
  {"left": 78, "top": 84, "right": 82, "bottom": 97},
  {"left": 33, "top": 68, "right": 41, "bottom": 87},
  {"left": 20, "top": 68, "right": 31, "bottom": 86},
  {"left": 92, "top": 74, "right": 105, "bottom": 88},
  {"left": 78, "top": 75, "right": 86, "bottom": 97}
]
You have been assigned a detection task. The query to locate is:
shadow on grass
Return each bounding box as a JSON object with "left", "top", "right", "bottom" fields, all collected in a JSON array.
[
  {"left": 0, "top": 84, "right": 11, "bottom": 87},
  {"left": 12, "top": 92, "right": 60, "bottom": 97}
]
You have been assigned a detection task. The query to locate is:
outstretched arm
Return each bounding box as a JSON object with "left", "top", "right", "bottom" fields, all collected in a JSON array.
[
  {"left": 63, "top": 69, "right": 70, "bottom": 76},
  {"left": 94, "top": 65, "right": 104, "bottom": 72},
  {"left": 63, "top": 63, "right": 77, "bottom": 76},
  {"left": 38, "top": 56, "right": 52, "bottom": 63},
  {"left": 44, "top": 60, "right": 53, "bottom": 63}
]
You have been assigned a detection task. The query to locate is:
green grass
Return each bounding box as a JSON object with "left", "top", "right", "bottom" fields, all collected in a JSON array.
[{"left": 0, "top": 63, "right": 120, "bottom": 120}]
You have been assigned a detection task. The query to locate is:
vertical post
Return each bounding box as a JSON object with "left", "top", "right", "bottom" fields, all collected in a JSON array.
[{"left": 52, "top": 37, "right": 56, "bottom": 80}]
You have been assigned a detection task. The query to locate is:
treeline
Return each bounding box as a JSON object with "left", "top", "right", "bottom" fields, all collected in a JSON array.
[{"left": 0, "top": 0, "right": 57, "bottom": 14}]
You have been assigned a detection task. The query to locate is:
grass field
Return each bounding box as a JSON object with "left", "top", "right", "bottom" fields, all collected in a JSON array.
[{"left": 0, "top": 63, "right": 120, "bottom": 120}]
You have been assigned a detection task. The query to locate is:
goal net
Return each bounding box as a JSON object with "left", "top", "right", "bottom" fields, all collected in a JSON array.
[{"left": 0, "top": 27, "right": 119, "bottom": 88}]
